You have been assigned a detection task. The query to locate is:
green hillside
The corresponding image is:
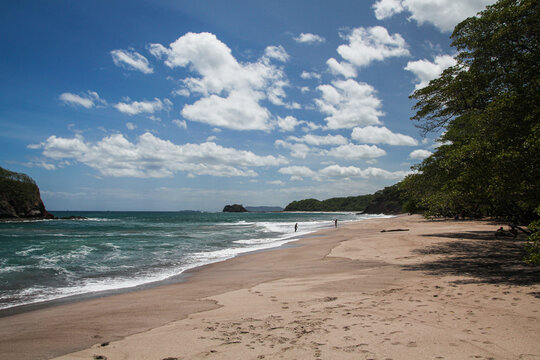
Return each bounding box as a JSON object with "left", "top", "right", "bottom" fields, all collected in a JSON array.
[{"left": 284, "top": 194, "right": 374, "bottom": 212}]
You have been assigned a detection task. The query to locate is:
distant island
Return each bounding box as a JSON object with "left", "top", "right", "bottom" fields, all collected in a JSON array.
[
  {"left": 284, "top": 184, "right": 404, "bottom": 214},
  {"left": 222, "top": 204, "right": 248, "bottom": 212},
  {"left": 245, "top": 206, "right": 283, "bottom": 212}
]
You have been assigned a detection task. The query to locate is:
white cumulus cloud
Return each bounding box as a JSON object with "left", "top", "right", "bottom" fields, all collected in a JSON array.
[
  {"left": 274, "top": 140, "right": 311, "bottom": 159},
  {"left": 172, "top": 119, "right": 187, "bottom": 129},
  {"left": 335, "top": 26, "right": 409, "bottom": 69},
  {"left": 277, "top": 116, "right": 300, "bottom": 132},
  {"left": 373, "top": 0, "right": 404, "bottom": 19},
  {"left": 409, "top": 149, "right": 433, "bottom": 160},
  {"left": 300, "top": 71, "right": 321, "bottom": 80},
  {"left": 111, "top": 49, "right": 153, "bottom": 74},
  {"left": 278, "top": 166, "right": 318, "bottom": 180},
  {"left": 315, "top": 79, "right": 384, "bottom": 129},
  {"left": 351, "top": 126, "right": 418, "bottom": 146},
  {"left": 181, "top": 91, "right": 271, "bottom": 131},
  {"left": 33, "top": 132, "right": 288, "bottom": 178},
  {"left": 263, "top": 45, "right": 289, "bottom": 62},
  {"left": 319, "top": 164, "right": 411, "bottom": 180},
  {"left": 294, "top": 33, "right": 325, "bottom": 44},
  {"left": 404, "top": 54, "right": 457, "bottom": 90},
  {"left": 326, "top": 58, "right": 357, "bottom": 78},
  {"left": 150, "top": 32, "right": 292, "bottom": 131},
  {"left": 114, "top": 98, "right": 169, "bottom": 116},
  {"left": 59, "top": 91, "right": 104, "bottom": 109},
  {"left": 324, "top": 143, "right": 386, "bottom": 160},
  {"left": 267, "top": 180, "right": 284, "bottom": 186},
  {"left": 287, "top": 134, "right": 348, "bottom": 146},
  {"left": 277, "top": 164, "right": 410, "bottom": 182},
  {"left": 373, "top": 0, "right": 496, "bottom": 32}
]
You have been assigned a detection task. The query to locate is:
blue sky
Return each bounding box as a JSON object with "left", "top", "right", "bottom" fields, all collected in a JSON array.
[{"left": 0, "top": 0, "right": 495, "bottom": 211}]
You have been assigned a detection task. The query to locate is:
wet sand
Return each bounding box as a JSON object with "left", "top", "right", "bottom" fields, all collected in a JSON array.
[{"left": 1, "top": 215, "right": 539, "bottom": 359}]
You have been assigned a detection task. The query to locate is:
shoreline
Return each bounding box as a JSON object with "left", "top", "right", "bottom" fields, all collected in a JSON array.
[
  {"left": 0, "top": 239, "right": 304, "bottom": 319},
  {"left": 1, "top": 215, "right": 539, "bottom": 359},
  {"left": 0, "top": 212, "right": 364, "bottom": 316}
]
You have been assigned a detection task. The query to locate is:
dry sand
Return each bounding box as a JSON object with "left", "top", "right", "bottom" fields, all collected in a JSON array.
[{"left": 1, "top": 215, "right": 539, "bottom": 359}]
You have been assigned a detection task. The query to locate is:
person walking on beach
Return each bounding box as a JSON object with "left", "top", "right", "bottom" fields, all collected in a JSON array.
[
  {"left": 294, "top": 223, "right": 298, "bottom": 232},
  {"left": 334, "top": 219, "right": 338, "bottom": 228}
]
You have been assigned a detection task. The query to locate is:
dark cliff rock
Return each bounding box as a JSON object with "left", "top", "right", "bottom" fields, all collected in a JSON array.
[
  {"left": 222, "top": 204, "right": 248, "bottom": 212},
  {"left": 0, "top": 167, "right": 55, "bottom": 220}
]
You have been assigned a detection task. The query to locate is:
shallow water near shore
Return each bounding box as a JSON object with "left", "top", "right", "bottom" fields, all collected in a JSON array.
[{"left": 0, "top": 211, "right": 390, "bottom": 310}]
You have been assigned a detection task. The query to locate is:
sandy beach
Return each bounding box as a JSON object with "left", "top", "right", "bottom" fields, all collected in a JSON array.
[{"left": 1, "top": 214, "right": 539, "bottom": 359}]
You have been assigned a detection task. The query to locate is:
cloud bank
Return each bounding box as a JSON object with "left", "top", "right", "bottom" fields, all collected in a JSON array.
[{"left": 34, "top": 132, "right": 288, "bottom": 178}]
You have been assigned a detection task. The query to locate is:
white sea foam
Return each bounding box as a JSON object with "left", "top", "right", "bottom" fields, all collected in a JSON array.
[
  {"left": 0, "top": 264, "right": 195, "bottom": 310},
  {"left": 0, "top": 264, "right": 29, "bottom": 274},
  {"left": 62, "top": 245, "right": 94, "bottom": 260},
  {"left": 103, "top": 242, "right": 121, "bottom": 250},
  {"left": 15, "top": 246, "right": 44, "bottom": 256},
  {"left": 84, "top": 218, "right": 116, "bottom": 222}
]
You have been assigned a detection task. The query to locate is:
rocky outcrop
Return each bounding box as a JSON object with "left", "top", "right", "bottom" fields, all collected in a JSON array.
[
  {"left": 222, "top": 204, "right": 248, "bottom": 212},
  {"left": 0, "top": 167, "right": 55, "bottom": 220}
]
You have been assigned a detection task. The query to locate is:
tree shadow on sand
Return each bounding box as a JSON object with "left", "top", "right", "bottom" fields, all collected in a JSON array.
[{"left": 402, "top": 231, "right": 540, "bottom": 286}]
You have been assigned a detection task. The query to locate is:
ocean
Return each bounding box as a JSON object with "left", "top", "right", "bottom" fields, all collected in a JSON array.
[{"left": 0, "top": 211, "right": 391, "bottom": 311}]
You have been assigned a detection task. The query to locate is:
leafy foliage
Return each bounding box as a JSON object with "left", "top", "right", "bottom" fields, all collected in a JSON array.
[
  {"left": 363, "top": 184, "right": 405, "bottom": 214},
  {"left": 524, "top": 206, "right": 540, "bottom": 265},
  {"left": 404, "top": 0, "right": 540, "bottom": 224},
  {"left": 0, "top": 166, "right": 39, "bottom": 204}
]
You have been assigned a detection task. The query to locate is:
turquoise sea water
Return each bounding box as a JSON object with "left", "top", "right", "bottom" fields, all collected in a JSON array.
[{"left": 0, "top": 211, "right": 390, "bottom": 310}]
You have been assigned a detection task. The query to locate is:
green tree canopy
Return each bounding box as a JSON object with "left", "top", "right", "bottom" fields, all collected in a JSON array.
[{"left": 403, "top": 0, "right": 539, "bottom": 223}]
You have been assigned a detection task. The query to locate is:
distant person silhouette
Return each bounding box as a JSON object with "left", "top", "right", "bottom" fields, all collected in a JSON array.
[
  {"left": 334, "top": 219, "right": 338, "bottom": 228},
  {"left": 294, "top": 223, "right": 298, "bottom": 232}
]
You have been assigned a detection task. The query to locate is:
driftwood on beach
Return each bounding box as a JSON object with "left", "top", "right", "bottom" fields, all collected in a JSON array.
[{"left": 381, "top": 228, "right": 409, "bottom": 232}]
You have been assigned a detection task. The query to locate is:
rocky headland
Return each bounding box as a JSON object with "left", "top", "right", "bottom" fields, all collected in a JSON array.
[{"left": 0, "top": 167, "right": 55, "bottom": 220}]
